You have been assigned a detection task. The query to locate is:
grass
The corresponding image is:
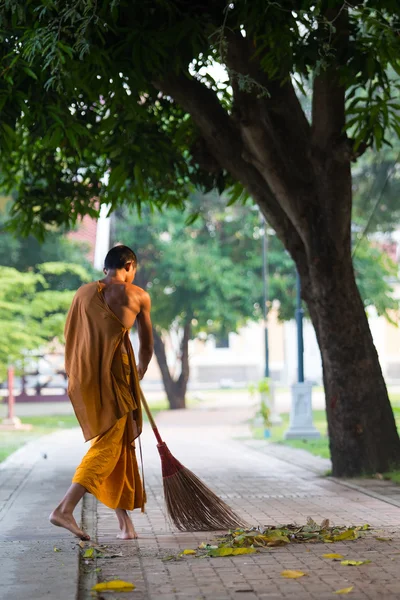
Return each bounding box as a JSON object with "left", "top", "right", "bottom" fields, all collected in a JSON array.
[
  {"left": 0, "top": 400, "right": 170, "bottom": 464},
  {"left": 252, "top": 410, "right": 331, "bottom": 459},
  {"left": 251, "top": 397, "right": 400, "bottom": 465}
]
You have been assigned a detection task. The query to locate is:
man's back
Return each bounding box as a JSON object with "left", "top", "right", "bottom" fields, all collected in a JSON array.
[{"left": 101, "top": 280, "right": 144, "bottom": 330}]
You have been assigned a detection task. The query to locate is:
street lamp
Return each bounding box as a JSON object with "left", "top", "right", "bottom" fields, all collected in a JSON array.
[
  {"left": 284, "top": 267, "right": 320, "bottom": 439},
  {"left": 261, "top": 213, "right": 270, "bottom": 378},
  {"left": 295, "top": 270, "right": 304, "bottom": 383}
]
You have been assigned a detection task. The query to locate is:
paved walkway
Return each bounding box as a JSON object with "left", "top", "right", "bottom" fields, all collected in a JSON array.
[
  {"left": 0, "top": 429, "right": 85, "bottom": 600},
  {"left": 2, "top": 401, "right": 400, "bottom": 600},
  {"left": 89, "top": 406, "right": 400, "bottom": 600}
]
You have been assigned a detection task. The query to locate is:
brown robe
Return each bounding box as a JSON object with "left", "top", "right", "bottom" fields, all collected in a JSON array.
[{"left": 64, "top": 281, "right": 143, "bottom": 442}]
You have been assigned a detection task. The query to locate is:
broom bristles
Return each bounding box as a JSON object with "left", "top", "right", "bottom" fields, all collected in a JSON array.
[{"left": 157, "top": 442, "right": 246, "bottom": 532}]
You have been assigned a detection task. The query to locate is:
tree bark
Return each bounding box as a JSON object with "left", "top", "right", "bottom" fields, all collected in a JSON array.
[
  {"left": 302, "top": 250, "right": 400, "bottom": 476},
  {"left": 152, "top": 321, "right": 191, "bottom": 410}
]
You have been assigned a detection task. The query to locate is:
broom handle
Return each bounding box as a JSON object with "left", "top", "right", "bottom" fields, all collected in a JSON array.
[{"left": 139, "top": 387, "right": 163, "bottom": 445}]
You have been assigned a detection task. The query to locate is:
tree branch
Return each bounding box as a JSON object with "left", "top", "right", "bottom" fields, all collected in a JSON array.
[
  {"left": 153, "top": 72, "right": 306, "bottom": 263},
  {"left": 311, "top": 7, "right": 349, "bottom": 150}
]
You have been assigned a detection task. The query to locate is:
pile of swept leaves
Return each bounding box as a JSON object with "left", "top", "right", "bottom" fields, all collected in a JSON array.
[{"left": 165, "top": 518, "right": 371, "bottom": 560}]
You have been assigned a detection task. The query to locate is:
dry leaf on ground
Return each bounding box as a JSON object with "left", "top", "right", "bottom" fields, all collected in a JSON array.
[
  {"left": 334, "top": 586, "right": 354, "bottom": 594},
  {"left": 322, "top": 553, "right": 344, "bottom": 560},
  {"left": 375, "top": 537, "right": 392, "bottom": 542},
  {"left": 53, "top": 547, "right": 61, "bottom": 552},
  {"left": 330, "top": 529, "right": 358, "bottom": 542},
  {"left": 83, "top": 548, "right": 95, "bottom": 559},
  {"left": 182, "top": 549, "right": 196, "bottom": 555},
  {"left": 281, "top": 570, "right": 307, "bottom": 579},
  {"left": 208, "top": 547, "right": 256, "bottom": 557},
  {"left": 92, "top": 580, "right": 135, "bottom": 592},
  {"left": 340, "top": 560, "right": 371, "bottom": 566}
]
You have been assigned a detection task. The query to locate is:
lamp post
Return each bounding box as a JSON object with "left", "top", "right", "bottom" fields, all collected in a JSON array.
[
  {"left": 295, "top": 270, "right": 304, "bottom": 383},
  {"left": 261, "top": 214, "right": 270, "bottom": 378},
  {"left": 284, "top": 267, "right": 320, "bottom": 439}
]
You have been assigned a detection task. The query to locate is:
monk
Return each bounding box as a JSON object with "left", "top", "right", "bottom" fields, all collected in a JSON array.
[{"left": 50, "top": 244, "right": 153, "bottom": 540}]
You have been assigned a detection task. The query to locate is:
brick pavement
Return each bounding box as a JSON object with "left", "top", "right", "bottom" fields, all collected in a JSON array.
[{"left": 86, "top": 406, "right": 400, "bottom": 600}]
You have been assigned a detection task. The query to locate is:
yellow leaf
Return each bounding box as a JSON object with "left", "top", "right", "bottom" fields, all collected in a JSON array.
[
  {"left": 357, "top": 524, "right": 370, "bottom": 531},
  {"left": 231, "top": 548, "right": 256, "bottom": 555},
  {"left": 83, "top": 548, "right": 95, "bottom": 559},
  {"left": 182, "top": 549, "right": 196, "bottom": 555},
  {"left": 340, "top": 560, "right": 371, "bottom": 566},
  {"left": 375, "top": 537, "right": 392, "bottom": 542},
  {"left": 209, "top": 548, "right": 234, "bottom": 557},
  {"left": 332, "top": 529, "right": 358, "bottom": 542},
  {"left": 281, "top": 570, "right": 307, "bottom": 579},
  {"left": 322, "top": 553, "right": 344, "bottom": 560},
  {"left": 208, "top": 547, "right": 256, "bottom": 557},
  {"left": 334, "top": 586, "right": 354, "bottom": 595},
  {"left": 92, "top": 580, "right": 135, "bottom": 592},
  {"left": 53, "top": 547, "right": 61, "bottom": 552}
]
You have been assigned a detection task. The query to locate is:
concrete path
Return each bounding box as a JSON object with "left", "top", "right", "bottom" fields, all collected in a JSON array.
[{"left": 0, "top": 428, "right": 86, "bottom": 600}]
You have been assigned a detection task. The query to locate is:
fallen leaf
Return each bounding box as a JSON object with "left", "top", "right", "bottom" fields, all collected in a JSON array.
[
  {"left": 375, "top": 537, "right": 392, "bottom": 542},
  {"left": 306, "top": 517, "right": 319, "bottom": 529},
  {"left": 162, "top": 555, "right": 179, "bottom": 562},
  {"left": 92, "top": 580, "right": 135, "bottom": 592},
  {"left": 281, "top": 570, "right": 307, "bottom": 579},
  {"left": 340, "top": 560, "right": 371, "bottom": 566},
  {"left": 331, "top": 529, "right": 358, "bottom": 542},
  {"left": 208, "top": 547, "right": 256, "bottom": 557},
  {"left": 53, "top": 547, "right": 61, "bottom": 552},
  {"left": 320, "top": 518, "right": 330, "bottom": 529},
  {"left": 78, "top": 541, "right": 86, "bottom": 549},
  {"left": 323, "top": 553, "right": 344, "bottom": 560},
  {"left": 83, "top": 548, "right": 95, "bottom": 559},
  {"left": 356, "top": 524, "right": 371, "bottom": 531},
  {"left": 334, "top": 586, "right": 354, "bottom": 594},
  {"left": 232, "top": 548, "right": 257, "bottom": 555},
  {"left": 182, "top": 549, "right": 197, "bottom": 555}
]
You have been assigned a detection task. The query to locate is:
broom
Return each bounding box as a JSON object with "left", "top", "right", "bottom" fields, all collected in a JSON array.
[{"left": 139, "top": 388, "right": 246, "bottom": 532}]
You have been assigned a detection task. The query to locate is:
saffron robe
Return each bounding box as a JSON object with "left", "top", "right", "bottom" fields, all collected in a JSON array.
[{"left": 65, "top": 281, "right": 145, "bottom": 511}]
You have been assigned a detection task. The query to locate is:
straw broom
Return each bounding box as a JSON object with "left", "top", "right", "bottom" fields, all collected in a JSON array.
[{"left": 139, "top": 389, "right": 245, "bottom": 532}]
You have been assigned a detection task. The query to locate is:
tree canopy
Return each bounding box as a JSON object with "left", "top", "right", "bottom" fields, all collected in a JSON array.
[{"left": 0, "top": 1, "right": 399, "bottom": 238}]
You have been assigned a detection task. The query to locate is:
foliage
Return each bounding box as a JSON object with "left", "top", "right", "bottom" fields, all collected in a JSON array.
[
  {"left": 114, "top": 197, "right": 261, "bottom": 340},
  {"left": 0, "top": 208, "right": 97, "bottom": 289},
  {"left": 352, "top": 137, "right": 400, "bottom": 235},
  {"left": 0, "top": 263, "right": 91, "bottom": 380},
  {"left": 0, "top": 2, "right": 399, "bottom": 235},
  {"left": 116, "top": 191, "right": 398, "bottom": 330}
]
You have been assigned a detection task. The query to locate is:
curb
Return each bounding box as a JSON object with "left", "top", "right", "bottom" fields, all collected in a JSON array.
[
  {"left": 77, "top": 494, "right": 98, "bottom": 600},
  {"left": 328, "top": 476, "right": 400, "bottom": 510}
]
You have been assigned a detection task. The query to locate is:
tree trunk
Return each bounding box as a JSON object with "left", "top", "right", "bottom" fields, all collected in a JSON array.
[
  {"left": 154, "top": 20, "right": 400, "bottom": 475},
  {"left": 152, "top": 322, "right": 191, "bottom": 410},
  {"left": 301, "top": 250, "right": 400, "bottom": 477}
]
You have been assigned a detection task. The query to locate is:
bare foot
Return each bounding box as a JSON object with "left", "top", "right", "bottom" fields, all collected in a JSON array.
[
  {"left": 117, "top": 529, "right": 138, "bottom": 540},
  {"left": 49, "top": 509, "right": 90, "bottom": 540},
  {"left": 116, "top": 511, "right": 138, "bottom": 540}
]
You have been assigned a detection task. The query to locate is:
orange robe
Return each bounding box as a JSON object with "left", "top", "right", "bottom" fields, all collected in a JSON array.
[{"left": 65, "top": 282, "right": 145, "bottom": 511}]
